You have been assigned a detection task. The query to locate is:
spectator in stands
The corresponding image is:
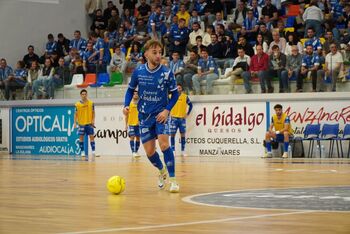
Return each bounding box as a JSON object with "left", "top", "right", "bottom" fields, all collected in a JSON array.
[
  {"left": 83, "top": 42, "right": 98, "bottom": 74},
  {"left": 207, "top": 33, "right": 225, "bottom": 69},
  {"left": 284, "top": 32, "right": 303, "bottom": 56},
  {"left": 222, "top": 35, "right": 237, "bottom": 69},
  {"left": 123, "top": 20, "right": 136, "bottom": 49},
  {"left": 283, "top": 45, "right": 302, "bottom": 92},
  {"left": 164, "top": 6, "right": 173, "bottom": 28},
  {"left": 0, "top": 58, "right": 13, "bottom": 96},
  {"left": 169, "top": 51, "right": 185, "bottom": 85},
  {"left": 134, "top": 18, "right": 150, "bottom": 45},
  {"left": 259, "top": 23, "right": 273, "bottom": 45},
  {"left": 108, "top": 8, "right": 122, "bottom": 31},
  {"left": 304, "top": 27, "right": 322, "bottom": 53},
  {"left": 120, "top": 0, "right": 137, "bottom": 15},
  {"left": 188, "top": 9, "right": 202, "bottom": 29},
  {"left": 303, "top": 0, "right": 324, "bottom": 37},
  {"left": 268, "top": 30, "right": 286, "bottom": 55},
  {"left": 261, "top": 0, "right": 278, "bottom": 27},
  {"left": 192, "top": 47, "right": 219, "bottom": 95},
  {"left": 137, "top": 0, "right": 151, "bottom": 24},
  {"left": 225, "top": 47, "right": 251, "bottom": 83},
  {"left": 191, "top": 36, "right": 207, "bottom": 55},
  {"left": 213, "top": 12, "right": 227, "bottom": 29},
  {"left": 269, "top": 45, "right": 288, "bottom": 93},
  {"left": 169, "top": 18, "right": 190, "bottom": 59},
  {"left": 182, "top": 50, "right": 199, "bottom": 94},
  {"left": 23, "top": 45, "right": 40, "bottom": 69},
  {"left": 189, "top": 22, "right": 204, "bottom": 48},
  {"left": 232, "top": 1, "right": 248, "bottom": 29},
  {"left": 103, "top": 1, "right": 118, "bottom": 20},
  {"left": 48, "top": 57, "right": 70, "bottom": 99},
  {"left": 203, "top": 25, "right": 213, "bottom": 47},
  {"left": 242, "top": 44, "right": 270, "bottom": 93},
  {"left": 109, "top": 44, "right": 127, "bottom": 75},
  {"left": 148, "top": 4, "right": 166, "bottom": 41},
  {"left": 90, "top": 31, "right": 111, "bottom": 73},
  {"left": 343, "top": 3, "right": 350, "bottom": 26},
  {"left": 299, "top": 44, "right": 322, "bottom": 92},
  {"left": 237, "top": 35, "right": 254, "bottom": 57},
  {"left": 126, "top": 41, "right": 143, "bottom": 70},
  {"left": 24, "top": 61, "right": 40, "bottom": 100},
  {"left": 250, "top": 0, "right": 262, "bottom": 21},
  {"left": 56, "top": 33, "right": 70, "bottom": 58},
  {"left": 121, "top": 8, "right": 136, "bottom": 27},
  {"left": 91, "top": 9, "right": 107, "bottom": 35},
  {"left": 176, "top": 4, "right": 191, "bottom": 27},
  {"left": 4, "top": 60, "right": 27, "bottom": 100},
  {"left": 324, "top": 43, "right": 344, "bottom": 92},
  {"left": 106, "top": 21, "right": 118, "bottom": 48},
  {"left": 323, "top": 30, "right": 340, "bottom": 55},
  {"left": 45, "top": 34, "right": 58, "bottom": 58},
  {"left": 33, "top": 58, "right": 54, "bottom": 99},
  {"left": 241, "top": 9, "right": 259, "bottom": 42},
  {"left": 69, "top": 30, "right": 87, "bottom": 54},
  {"left": 277, "top": 20, "right": 287, "bottom": 39},
  {"left": 254, "top": 34, "right": 269, "bottom": 54}
]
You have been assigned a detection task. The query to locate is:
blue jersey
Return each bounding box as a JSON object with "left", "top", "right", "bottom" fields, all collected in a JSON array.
[
  {"left": 169, "top": 59, "right": 185, "bottom": 74},
  {"left": 332, "top": 2, "right": 344, "bottom": 20},
  {"left": 14, "top": 68, "right": 27, "bottom": 79},
  {"left": 148, "top": 12, "right": 166, "bottom": 33},
  {"left": 304, "top": 37, "right": 322, "bottom": 51},
  {"left": 170, "top": 26, "right": 190, "bottom": 43},
  {"left": 130, "top": 52, "right": 143, "bottom": 64},
  {"left": 0, "top": 66, "right": 13, "bottom": 81},
  {"left": 243, "top": 17, "right": 258, "bottom": 30},
  {"left": 198, "top": 56, "right": 219, "bottom": 75},
  {"left": 46, "top": 41, "right": 57, "bottom": 55},
  {"left": 69, "top": 38, "right": 87, "bottom": 52},
  {"left": 302, "top": 54, "right": 320, "bottom": 69},
  {"left": 128, "top": 63, "right": 177, "bottom": 114},
  {"left": 93, "top": 38, "right": 111, "bottom": 63},
  {"left": 125, "top": 26, "right": 136, "bottom": 39},
  {"left": 107, "top": 30, "right": 118, "bottom": 40},
  {"left": 83, "top": 50, "right": 98, "bottom": 66}
]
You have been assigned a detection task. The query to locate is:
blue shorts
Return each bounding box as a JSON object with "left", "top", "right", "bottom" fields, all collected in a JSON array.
[
  {"left": 78, "top": 124, "right": 94, "bottom": 136},
  {"left": 139, "top": 112, "right": 170, "bottom": 144},
  {"left": 275, "top": 133, "right": 293, "bottom": 142},
  {"left": 169, "top": 117, "right": 186, "bottom": 134},
  {"left": 128, "top": 125, "right": 140, "bottom": 137}
]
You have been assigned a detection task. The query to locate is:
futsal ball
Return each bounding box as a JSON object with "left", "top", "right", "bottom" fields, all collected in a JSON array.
[{"left": 106, "top": 176, "right": 125, "bottom": 194}]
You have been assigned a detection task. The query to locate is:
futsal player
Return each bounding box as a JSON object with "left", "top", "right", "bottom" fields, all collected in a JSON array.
[
  {"left": 123, "top": 40, "right": 180, "bottom": 193},
  {"left": 74, "top": 89, "right": 96, "bottom": 158},
  {"left": 125, "top": 90, "right": 141, "bottom": 160},
  {"left": 170, "top": 84, "right": 193, "bottom": 157},
  {"left": 264, "top": 104, "right": 293, "bottom": 158}
]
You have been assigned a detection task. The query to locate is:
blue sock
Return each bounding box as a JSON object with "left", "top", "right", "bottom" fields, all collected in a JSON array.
[
  {"left": 266, "top": 141, "right": 272, "bottom": 152},
  {"left": 79, "top": 141, "right": 84, "bottom": 151},
  {"left": 163, "top": 147, "right": 175, "bottom": 177},
  {"left": 147, "top": 151, "right": 164, "bottom": 170},
  {"left": 135, "top": 140, "right": 140, "bottom": 152},
  {"left": 181, "top": 137, "right": 186, "bottom": 151},
  {"left": 130, "top": 140, "right": 135, "bottom": 153},
  {"left": 90, "top": 141, "right": 95, "bottom": 151},
  {"left": 170, "top": 136, "right": 175, "bottom": 151},
  {"left": 284, "top": 142, "right": 289, "bottom": 152}
]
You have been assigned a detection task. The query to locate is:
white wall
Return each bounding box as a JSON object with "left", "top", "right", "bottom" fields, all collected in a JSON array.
[{"left": 0, "top": 0, "right": 89, "bottom": 67}]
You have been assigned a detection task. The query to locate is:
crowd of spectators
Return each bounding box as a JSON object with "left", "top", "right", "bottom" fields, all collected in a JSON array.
[{"left": 0, "top": 0, "right": 350, "bottom": 100}]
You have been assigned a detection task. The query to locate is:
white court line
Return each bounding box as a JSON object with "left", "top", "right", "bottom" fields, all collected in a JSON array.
[{"left": 59, "top": 210, "right": 313, "bottom": 234}]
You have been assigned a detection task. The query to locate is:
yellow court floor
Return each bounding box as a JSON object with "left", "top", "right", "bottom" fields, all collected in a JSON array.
[{"left": 0, "top": 154, "right": 350, "bottom": 234}]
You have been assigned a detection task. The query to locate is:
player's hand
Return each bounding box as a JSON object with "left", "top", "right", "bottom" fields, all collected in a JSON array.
[
  {"left": 73, "top": 123, "right": 77, "bottom": 129},
  {"left": 123, "top": 107, "right": 130, "bottom": 116},
  {"left": 156, "top": 109, "right": 169, "bottom": 123}
]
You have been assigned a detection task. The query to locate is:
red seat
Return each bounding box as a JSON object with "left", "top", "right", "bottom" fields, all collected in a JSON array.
[
  {"left": 286, "top": 4, "right": 300, "bottom": 17},
  {"left": 77, "top": 73, "right": 96, "bottom": 88}
]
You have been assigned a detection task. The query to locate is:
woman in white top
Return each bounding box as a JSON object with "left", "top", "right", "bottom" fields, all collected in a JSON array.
[
  {"left": 284, "top": 32, "right": 303, "bottom": 56},
  {"left": 253, "top": 34, "right": 268, "bottom": 54}
]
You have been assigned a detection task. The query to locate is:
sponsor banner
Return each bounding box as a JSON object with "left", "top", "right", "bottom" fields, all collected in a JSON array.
[
  {"left": 186, "top": 103, "right": 266, "bottom": 157},
  {"left": 0, "top": 108, "right": 10, "bottom": 152},
  {"left": 93, "top": 105, "right": 140, "bottom": 155},
  {"left": 94, "top": 103, "right": 267, "bottom": 157},
  {"left": 270, "top": 101, "right": 350, "bottom": 137},
  {"left": 11, "top": 106, "right": 79, "bottom": 155}
]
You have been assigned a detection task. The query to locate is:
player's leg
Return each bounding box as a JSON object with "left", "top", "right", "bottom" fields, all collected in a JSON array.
[
  {"left": 169, "top": 118, "right": 177, "bottom": 152},
  {"left": 78, "top": 125, "right": 85, "bottom": 157},
  {"left": 87, "top": 125, "right": 95, "bottom": 156},
  {"left": 134, "top": 125, "right": 141, "bottom": 157},
  {"left": 158, "top": 134, "right": 179, "bottom": 192},
  {"left": 140, "top": 117, "right": 167, "bottom": 189},
  {"left": 264, "top": 131, "right": 276, "bottom": 157},
  {"left": 282, "top": 131, "right": 290, "bottom": 158},
  {"left": 179, "top": 118, "right": 187, "bottom": 157}
]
